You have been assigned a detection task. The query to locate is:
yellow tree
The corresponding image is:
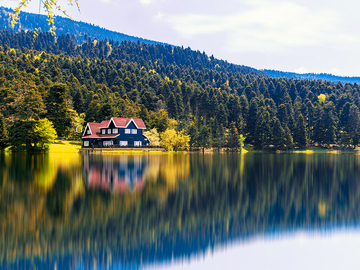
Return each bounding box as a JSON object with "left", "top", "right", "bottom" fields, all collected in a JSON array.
[
  {"left": 10, "top": 0, "right": 80, "bottom": 35},
  {"left": 160, "top": 129, "right": 190, "bottom": 151}
]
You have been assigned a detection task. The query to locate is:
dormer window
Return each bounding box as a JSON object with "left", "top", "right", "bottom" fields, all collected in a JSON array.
[
  {"left": 131, "top": 129, "right": 137, "bottom": 134},
  {"left": 87, "top": 129, "right": 91, "bottom": 135},
  {"left": 125, "top": 129, "right": 130, "bottom": 134},
  {"left": 102, "top": 129, "right": 106, "bottom": 134},
  {"left": 113, "top": 129, "right": 118, "bottom": 134},
  {"left": 108, "top": 129, "right": 111, "bottom": 134}
]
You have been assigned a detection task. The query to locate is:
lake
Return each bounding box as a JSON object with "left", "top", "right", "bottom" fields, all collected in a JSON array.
[{"left": 1, "top": 151, "right": 360, "bottom": 269}]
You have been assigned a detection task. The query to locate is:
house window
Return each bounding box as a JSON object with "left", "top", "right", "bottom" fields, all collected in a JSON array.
[
  {"left": 102, "top": 129, "right": 106, "bottom": 134},
  {"left": 108, "top": 129, "right": 111, "bottom": 134},
  {"left": 87, "top": 129, "right": 91, "bottom": 135},
  {"left": 113, "top": 128, "right": 118, "bottom": 134},
  {"left": 125, "top": 129, "right": 130, "bottom": 134},
  {"left": 134, "top": 141, "right": 142, "bottom": 147},
  {"left": 131, "top": 129, "right": 137, "bottom": 134},
  {"left": 103, "top": 141, "right": 113, "bottom": 147},
  {"left": 120, "top": 141, "right": 128, "bottom": 146},
  {"left": 84, "top": 141, "right": 89, "bottom": 147}
]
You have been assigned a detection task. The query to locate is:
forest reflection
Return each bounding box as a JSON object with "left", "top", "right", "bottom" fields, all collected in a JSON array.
[{"left": 1, "top": 152, "right": 360, "bottom": 269}]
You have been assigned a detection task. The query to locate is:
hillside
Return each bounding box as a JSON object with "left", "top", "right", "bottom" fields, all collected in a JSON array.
[
  {"left": 1, "top": 29, "right": 360, "bottom": 151},
  {"left": 0, "top": 6, "right": 163, "bottom": 45},
  {"left": 1, "top": 6, "right": 360, "bottom": 85},
  {"left": 263, "top": 69, "right": 360, "bottom": 84}
]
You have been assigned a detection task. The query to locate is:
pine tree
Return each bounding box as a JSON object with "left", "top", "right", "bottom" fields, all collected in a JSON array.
[
  {"left": 294, "top": 114, "right": 307, "bottom": 149},
  {"left": 0, "top": 112, "right": 8, "bottom": 149},
  {"left": 271, "top": 117, "right": 285, "bottom": 150},
  {"left": 254, "top": 111, "right": 271, "bottom": 149},
  {"left": 227, "top": 122, "right": 240, "bottom": 149},
  {"left": 46, "top": 83, "right": 72, "bottom": 137}
]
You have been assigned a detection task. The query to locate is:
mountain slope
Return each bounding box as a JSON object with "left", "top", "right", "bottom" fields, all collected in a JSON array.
[
  {"left": 263, "top": 69, "right": 360, "bottom": 84},
  {"left": 0, "top": 6, "right": 163, "bottom": 45},
  {"left": 1, "top": 6, "right": 360, "bottom": 84}
]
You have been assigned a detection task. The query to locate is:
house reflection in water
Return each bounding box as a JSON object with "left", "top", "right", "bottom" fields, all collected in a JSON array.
[{"left": 82, "top": 155, "right": 150, "bottom": 192}]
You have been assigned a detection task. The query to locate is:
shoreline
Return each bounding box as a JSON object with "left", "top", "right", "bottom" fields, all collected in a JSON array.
[{"left": 2, "top": 140, "right": 360, "bottom": 154}]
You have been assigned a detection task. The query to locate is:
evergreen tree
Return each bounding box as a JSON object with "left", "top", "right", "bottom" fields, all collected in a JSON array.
[
  {"left": 294, "top": 114, "right": 307, "bottom": 149},
  {"left": 198, "top": 125, "right": 211, "bottom": 150},
  {"left": 254, "top": 111, "right": 271, "bottom": 149},
  {"left": 11, "top": 85, "right": 46, "bottom": 121},
  {"left": 0, "top": 112, "right": 8, "bottom": 149},
  {"left": 46, "top": 83, "right": 72, "bottom": 137},
  {"left": 227, "top": 122, "right": 240, "bottom": 149},
  {"left": 271, "top": 117, "right": 285, "bottom": 149},
  {"left": 284, "top": 125, "right": 294, "bottom": 149}
]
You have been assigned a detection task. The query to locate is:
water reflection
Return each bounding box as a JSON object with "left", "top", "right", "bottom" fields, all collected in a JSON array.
[
  {"left": 83, "top": 155, "right": 150, "bottom": 192},
  {"left": 1, "top": 152, "right": 360, "bottom": 269}
]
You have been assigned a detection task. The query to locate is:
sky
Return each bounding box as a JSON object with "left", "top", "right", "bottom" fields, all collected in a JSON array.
[
  {"left": 1, "top": 0, "right": 360, "bottom": 76},
  {"left": 147, "top": 230, "right": 360, "bottom": 270}
]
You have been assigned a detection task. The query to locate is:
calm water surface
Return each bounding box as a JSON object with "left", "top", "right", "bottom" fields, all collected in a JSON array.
[{"left": 1, "top": 152, "right": 360, "bottom": 269}]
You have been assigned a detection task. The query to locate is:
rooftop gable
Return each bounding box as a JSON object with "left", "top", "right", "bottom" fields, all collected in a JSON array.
[{"left": 108, "top": 118, "right": 146, "bottom": 129}]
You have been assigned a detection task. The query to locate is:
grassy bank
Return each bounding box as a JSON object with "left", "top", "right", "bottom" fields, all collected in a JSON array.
[{"left": 48, "top": 140, "right": 81, "bottom": 153}]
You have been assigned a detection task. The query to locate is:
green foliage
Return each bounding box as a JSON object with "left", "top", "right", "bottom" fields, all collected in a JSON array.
[
  {"left": 32, "top": 118, "right": 57, "bottom": 149},
  {"left": 11, "top": 84, "right": 46, "bottom": 121},
  {"left": 8, "top": 119, "right": 57, "bottom": 150},
  {"left": 227, "top": 122, "right": 240, "bottom": 148},
  {"left": 46, "top": 83, "right": 72, "bottom": 137},
  {"left": 0, "top": 32, "right": 360, "bottom": 149},
  {"left": 0, "top": 112, "right": 8, "bottom": 149},
  {"left": 294, "top": 114, "right": 307, "bottom": 149}
]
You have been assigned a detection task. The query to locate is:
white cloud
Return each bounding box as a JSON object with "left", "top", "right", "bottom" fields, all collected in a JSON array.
[
  {"left": 140, "top": 0, "right": 164, "bottom": 5},
  {"left": 140, "top": 0, "right": 152, "bottom": 4},
  {"left": 158, "top": 0, "right": 360, "bottom": 53}
]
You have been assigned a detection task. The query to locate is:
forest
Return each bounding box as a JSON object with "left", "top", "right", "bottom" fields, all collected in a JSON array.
[{"left": 0, "top": 30, "right": 360, "bottom": 150}]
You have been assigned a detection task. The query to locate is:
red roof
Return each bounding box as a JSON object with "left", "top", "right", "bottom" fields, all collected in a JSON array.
[
  {"left": 112, "top": 118, "right": 146, "bottom": 129},
  {"left": 83, "top": 118, "right": 146, "bottom": 138}
]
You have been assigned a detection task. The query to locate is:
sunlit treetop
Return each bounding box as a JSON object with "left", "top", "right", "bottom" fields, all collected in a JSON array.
[{"left": 10, "top": 0, "right": 80, "bottom": 36}]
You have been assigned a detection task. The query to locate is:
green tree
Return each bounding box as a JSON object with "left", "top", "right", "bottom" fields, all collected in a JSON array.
[
  {"left": 198, "top": 125, "right": 211, "bottom": 150},
  {"left": 271, "top": 117, "right": 285, "bottom": 150},
  {"left": 32, "top": 118, "right": 57, "bottom": 149},
  {"left": 46, "top": 83, "right": 72, "bottom": 137},
  {"left": 294, "top": 114, "right": 307, "bottom": 149},
  {"left": 188, "top": 121, "right": 198, "bottom": 149},
  {"left": 254, "top": 111, "right": 271, "bottom": 149},
  {"left": 11, "top": 85, "right": 46, "bottom": 121},
  {"left": 284, "top": 125, "right": 294, "bottom": 149},
  {"left": 227, "top": 122, "right": 240, "bottom": 149},
  {"left": 8, "top": 119, "right": 57, "bottom": 150},
  {"left": 321, "top": 102, "right": 337, "bottom": 145},
  {"left": 0, "top": 112, "right": 8, "bottom": 149}
]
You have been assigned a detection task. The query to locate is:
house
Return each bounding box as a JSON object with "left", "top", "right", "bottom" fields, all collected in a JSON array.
[{"left": 82, "top": 117, "right": 150, "bottom": 148}]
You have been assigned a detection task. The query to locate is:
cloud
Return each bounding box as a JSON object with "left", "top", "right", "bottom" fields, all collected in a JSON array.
[
  {"left": 140, "top": 0, "right": 164, "bottom": 5},
  {"left": 140, "top": 0, "right": 152, "bottom": 4},
  {"left": 158, "top": 0, "right": 360, "bottom": 53}
]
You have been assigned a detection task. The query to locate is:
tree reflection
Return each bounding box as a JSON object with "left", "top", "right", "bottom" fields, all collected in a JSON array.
[{"left": 1, "top": 153, "right": 360, "bottom": 269}]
